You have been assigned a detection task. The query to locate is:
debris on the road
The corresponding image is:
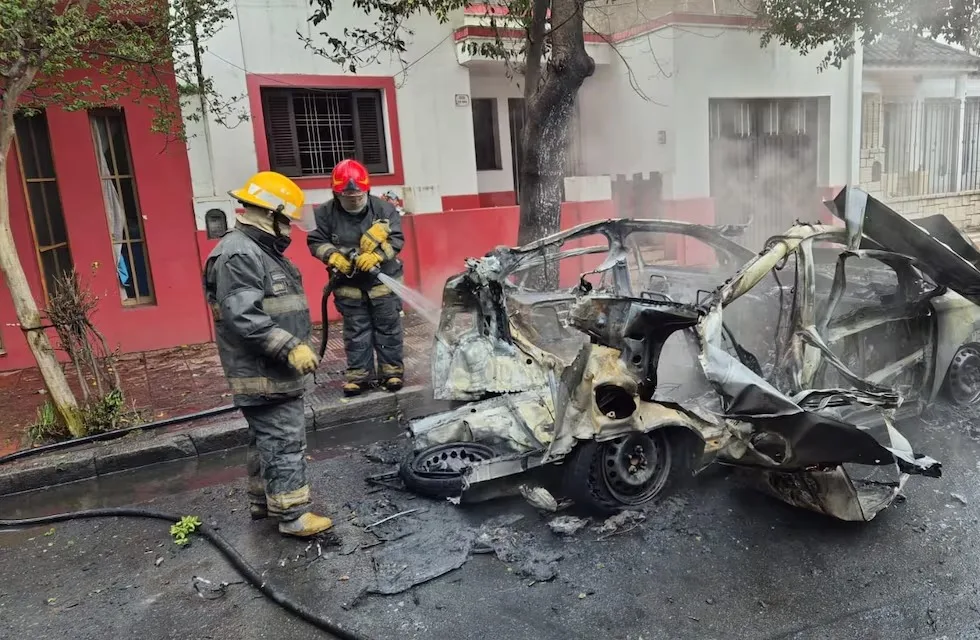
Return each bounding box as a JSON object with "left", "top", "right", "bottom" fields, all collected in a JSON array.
[
  {"left": 191, "top": 576, "right": 243, "bottom": 600},
  {"left": 365, "top": 508, "right": 422, "bottom": 530},
  {"left": 364, "top": 440, "right": 411, "bottom": 466},
  {"left": 596, "top": 510, "right": 646, "bottom": 539},
  {"left": 474, "top": 524, "right": 563, "bottom": 582},
  {"left": 369, "top": 527, "right": 476, "bottom": 595},
  {"left": 548, "top": 516, "right": 589, "bottom": 536},
  {"left": 154, "top": 557, "right": 164, "bottom": 567},
  {"left": 520, "top": 485, "right": 558, "bottom": 512},
  {"left": 349, "top": 496, "right": 420, "bottom": 542},
  {"left": 951, "top": 493, "right": 969, "bottom": 505}
]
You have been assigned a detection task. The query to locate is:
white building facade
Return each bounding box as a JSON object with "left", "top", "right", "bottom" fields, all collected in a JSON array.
[
  {"left": 183, "top": 0, "right": 980, "bottom": 249},
  {"left": 859, "top": 38, "right": 980, "bottom": 230}
]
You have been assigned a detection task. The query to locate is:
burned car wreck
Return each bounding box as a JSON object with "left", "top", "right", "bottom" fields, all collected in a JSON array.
[{"left": 399, "top": 187, "right": 980, "bottom": 522}]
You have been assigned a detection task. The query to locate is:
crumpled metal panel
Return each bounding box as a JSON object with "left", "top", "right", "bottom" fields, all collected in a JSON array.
[
  {"left": 432, "top": 333, "right": 552, "bottom": 401},
  {"left": 408, "top": 390, "right": 555, "bottom": 453},
  {"left": 737, "top": 464, "right": 903, "bottom": 522},
  {"left": 831, "top": 187, "right": 980, "bottom": 304}
]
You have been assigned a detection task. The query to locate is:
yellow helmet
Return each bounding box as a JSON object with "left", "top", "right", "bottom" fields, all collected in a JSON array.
[{"left": 229, "top": 172, "right": 315, "bottom": 231}]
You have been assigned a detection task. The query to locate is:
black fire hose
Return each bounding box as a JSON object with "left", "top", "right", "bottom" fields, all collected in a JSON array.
[
  {"left": 0, "top": 508, "right": 373, "bottom": 640},
  {"left": 317, "top": 255, "right": 382, "bottom": 361},
  {"left": 319, "top": 276, "right": 340, "bottom": 360},
  {"left": 0, "top": 404, "right": 239, "bottom": 468}
]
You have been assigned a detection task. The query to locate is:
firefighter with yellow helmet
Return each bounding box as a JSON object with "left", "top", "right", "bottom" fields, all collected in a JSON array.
[{"left": 203, "top": 171, "right": 333, "bottom": 538}]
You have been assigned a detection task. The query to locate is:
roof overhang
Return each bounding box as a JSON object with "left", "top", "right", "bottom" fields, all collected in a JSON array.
[{"left": 864, "top": 64, "right": 979, "bottom": 75}]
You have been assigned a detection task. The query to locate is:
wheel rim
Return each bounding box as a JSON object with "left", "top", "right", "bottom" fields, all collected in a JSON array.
[
  {"left": 949, "top": 345, "right": 980, "bottom": 405},
  {"left": 410, "top": 443, "right": 495, "bottom": 475},
  {"left": 599, "top": 432, "right": 672, "bottom": 505}
]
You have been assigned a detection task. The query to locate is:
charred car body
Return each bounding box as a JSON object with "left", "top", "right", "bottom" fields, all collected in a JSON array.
[{"left": 401, "top": 187, "right": 980, "bottom": 521}]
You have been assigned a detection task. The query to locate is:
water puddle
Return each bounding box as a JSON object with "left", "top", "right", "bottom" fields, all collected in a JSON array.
[
  {"left": 0, "top": 417, "right": 404, "bottom": 525},
  {"left": 377, "top": 273, "right": 440, "bottom": 325}
]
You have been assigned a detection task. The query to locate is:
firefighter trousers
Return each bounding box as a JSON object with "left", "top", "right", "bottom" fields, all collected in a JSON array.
[
  {"left": 242, "top": 397, "right": 311, "bottom": 521},
  {"left": 334, "top": 291, "right": 404, "bottom": 384}
]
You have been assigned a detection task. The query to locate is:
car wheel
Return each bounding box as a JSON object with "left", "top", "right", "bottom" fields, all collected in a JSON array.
[
  {"left": 398, "top": 442, "right": 496, "bottom": 498},
  {"left": 945, "top": 343, "right": 980, "bottom": 406},
  {"left": 563, "top": 430, "right": 683, "bottom": 516}
]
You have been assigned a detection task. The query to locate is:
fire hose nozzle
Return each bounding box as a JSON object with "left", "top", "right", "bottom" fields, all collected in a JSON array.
[{"left": 348, "top": 250, "right": 381, "bottom": 277}]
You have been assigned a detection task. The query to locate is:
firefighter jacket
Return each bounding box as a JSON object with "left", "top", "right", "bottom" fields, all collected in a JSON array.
[
  {"left": 204, "top": 223, "right": 313, "bottom": 407},
  {"left": 307, "top": 195, "right": 405, "bottom": 297}
]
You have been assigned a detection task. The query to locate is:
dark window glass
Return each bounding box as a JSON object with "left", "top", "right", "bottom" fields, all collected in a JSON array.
[
  {"left": 14, "top": 111, "right": 74, "bottom": 301},
  {"left": 472, "top": 98, "right": 502, "bottom": 171}
]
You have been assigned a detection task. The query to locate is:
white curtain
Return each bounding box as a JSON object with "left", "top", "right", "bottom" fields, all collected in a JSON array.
[{"left": 92, "top": 121, "right": 128, "bottom": 292}]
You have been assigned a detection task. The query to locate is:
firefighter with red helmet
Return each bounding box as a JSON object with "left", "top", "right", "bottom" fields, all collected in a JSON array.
[{"left": 307, "top": 159, "right": 406, "bottom": 396}]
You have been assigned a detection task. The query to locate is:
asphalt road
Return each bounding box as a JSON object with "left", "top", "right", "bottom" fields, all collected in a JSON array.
[{"left": 4, "top": 402, "right": 980, "bottom": 640}]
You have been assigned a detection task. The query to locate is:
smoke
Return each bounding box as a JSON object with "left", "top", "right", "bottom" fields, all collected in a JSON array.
[{"left": 708, "top": 134, "right": 827, "bottom": 250}]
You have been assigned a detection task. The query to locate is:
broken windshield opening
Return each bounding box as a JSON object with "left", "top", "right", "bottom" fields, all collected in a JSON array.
[
  {"left": 624, "top": 231, "right": 745, "bottom": 305},
  {"left": 506, "top": 244, "right": 612, "bottom": 291}
]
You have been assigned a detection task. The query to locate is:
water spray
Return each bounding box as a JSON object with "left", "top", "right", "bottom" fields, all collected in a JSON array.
[{"left": 317, "top": 248, "right": 440, "bottom": 361}]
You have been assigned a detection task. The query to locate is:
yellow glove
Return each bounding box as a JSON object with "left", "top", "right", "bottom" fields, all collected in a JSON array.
[
  {"left": 359, "top": 221, "right": 390, "bottom": 254},
  {"left": 355, "top": 251, "right": 383, "bottom": 273},
  {"left": 287, "top": 344, "right": 319, "bottom": 375},
  {"left": 327, "top": 251, "right": 353, "bottom": 276}
]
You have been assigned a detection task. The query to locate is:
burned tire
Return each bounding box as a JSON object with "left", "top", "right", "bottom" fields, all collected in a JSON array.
[
  {"left": 563, "top": 430, "right": 688, "bottom": 516},
  {"left": 944, "top": 343, "right": 980, "bottom": 406},
  {"left": 398, "top": 443, "right": 496, "bottom": 499}
]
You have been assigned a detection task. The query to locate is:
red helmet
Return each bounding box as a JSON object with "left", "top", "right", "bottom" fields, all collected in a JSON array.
[{"left": 331, "top": 159, "right": 370, "bottom": 194}]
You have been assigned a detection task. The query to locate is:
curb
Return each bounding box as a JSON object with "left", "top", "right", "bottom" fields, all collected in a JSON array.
[{"left": 0, "top": 384, "right": 448, "bottom": 497}]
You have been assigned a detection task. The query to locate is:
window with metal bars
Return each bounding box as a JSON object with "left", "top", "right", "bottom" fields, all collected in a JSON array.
[
  {"left": 882, "top": 99, "right": 959, "bottom": 196},
  {"left": 14, "top": 111, "right": 74, "bottom": 302},
  {"left": 962, "top": 98, "right": 980, "bottom": 191},
  {"left": 90, "top": 109, "right": 155, "bottom": 305},
  {"left": 260, "top": 87, "right": 389, "bottom": 177}
]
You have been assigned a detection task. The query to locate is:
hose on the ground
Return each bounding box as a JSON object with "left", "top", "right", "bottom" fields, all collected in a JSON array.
[
  {"left": 0, "top": 405, "right": 239, "bottom": 467},
  {"left": 0, "top": 508, "right": 373, "bottom": 640}
]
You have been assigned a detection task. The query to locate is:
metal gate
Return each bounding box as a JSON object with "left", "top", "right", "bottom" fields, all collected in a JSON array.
[{"left": 709, "top": 98, "right": 821, "bottom": 249}]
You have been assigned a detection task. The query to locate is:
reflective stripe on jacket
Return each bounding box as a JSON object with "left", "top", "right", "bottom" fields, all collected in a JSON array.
[
  {"left": 204, "top": 224, "right": 313, "bottom": 406},
  {"left": 306, "top": 195, "right": 405, "bottom": 290}
]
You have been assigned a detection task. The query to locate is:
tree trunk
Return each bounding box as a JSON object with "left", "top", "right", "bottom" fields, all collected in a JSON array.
[
  {"left": 517, "top": 0, "right": 595, "bottom": 250},
  {"left": 0, "top": 133, "right": 84, "bottom": 437}
]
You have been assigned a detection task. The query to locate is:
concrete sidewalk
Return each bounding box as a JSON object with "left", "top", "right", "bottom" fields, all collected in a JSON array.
[
  {"left": 0, "top": 313, "right": 434, "bottom": 454},
  {"left": 0, "top": 313, "right": 441, "bottom": 494}
]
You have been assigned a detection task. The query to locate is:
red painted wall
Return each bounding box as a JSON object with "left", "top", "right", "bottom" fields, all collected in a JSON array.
[
  {"left": 3, "top": 182, "right": 718, "bottom": 371},
  {"left": 0, "top": 73, "right": 211, "bottom": 371},
  {"left": 663, "top": 197, "right": 716, "bottom": 266},
  {"left": 478, "top": 191, "right": 517, "bottom": 207}
]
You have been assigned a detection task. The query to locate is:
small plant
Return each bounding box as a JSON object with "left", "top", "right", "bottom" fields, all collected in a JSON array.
[
  {"left": 27, "top": 402, "right": 70, "bottom": 445},
  {"left": 170, "top": 516, "right": 202, "bottom": 547},
  {"left": 82, "top": 388, "right": 128, "bottom": 434}
]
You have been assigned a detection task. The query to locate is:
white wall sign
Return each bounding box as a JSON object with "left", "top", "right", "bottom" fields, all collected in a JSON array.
[{"left": 455, "top": 94, "right": 470, "bottom": 107}]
